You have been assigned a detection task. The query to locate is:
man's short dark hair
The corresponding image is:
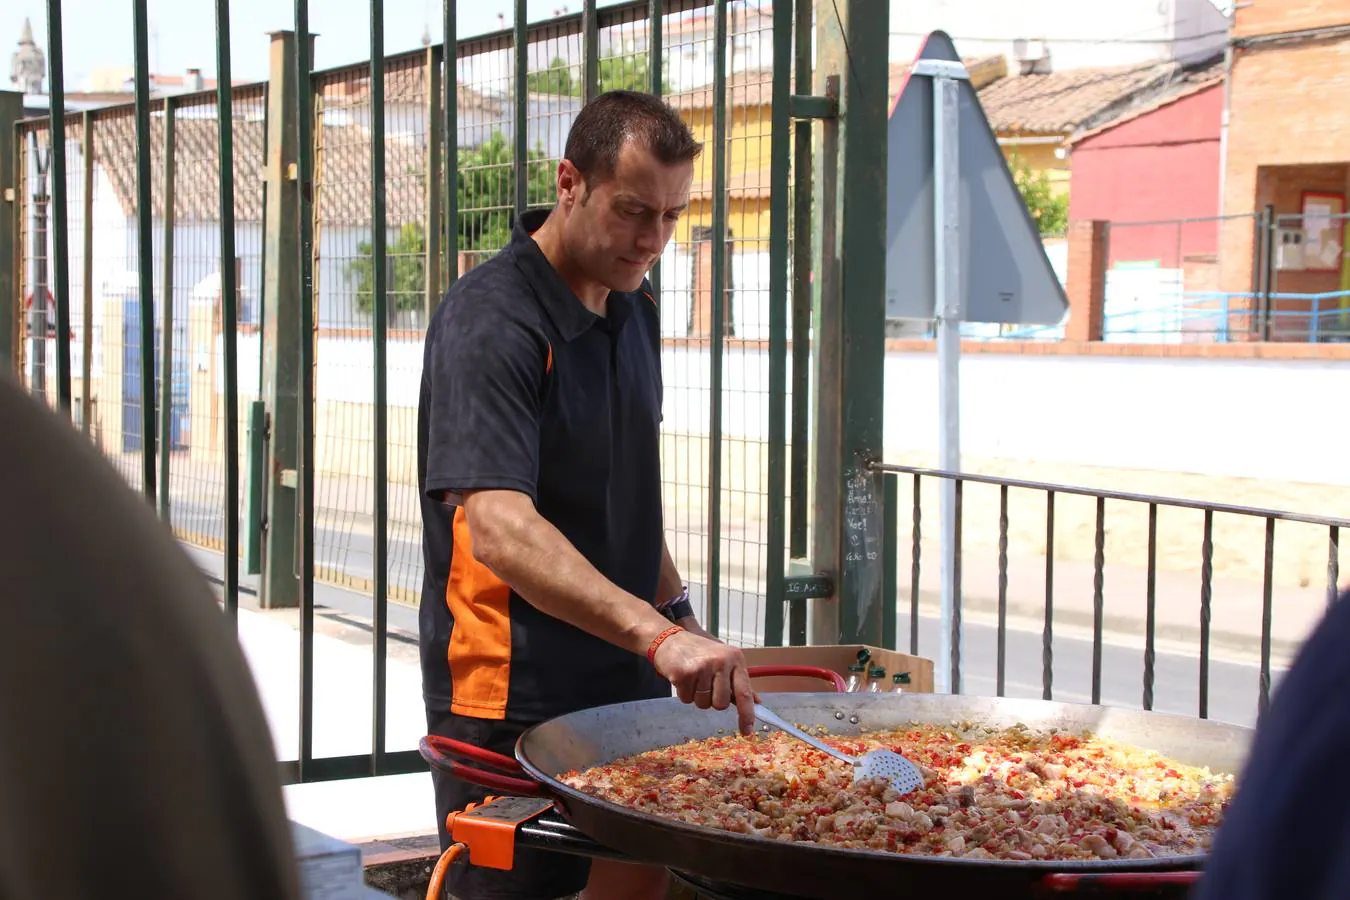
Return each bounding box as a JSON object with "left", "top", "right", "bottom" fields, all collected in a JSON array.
[{"left": 564, "top": 90, "right": 703, "bottom": 186}]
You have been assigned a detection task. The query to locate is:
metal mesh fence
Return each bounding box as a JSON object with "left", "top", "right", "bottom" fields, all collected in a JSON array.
[
  {"left": 13, "top": 1, "right": 790, "bottom": 648},
  {"left": 85, "top": 102, "right": 166, "bottom": 497},
  {"left": 163, "top": 86, "right": 269, "bottom": 551},
  {"left": 285, "top": 0, "right": 790, "bottom": 641},
  {"left": 16, "top": 116, "right": 87, "bottom": 419},
  {"left": 310, "top": 56, "right": 428, "bottom": 600},
  {"left": 15, "top": 88, "right": 268, "bottom": 541}
]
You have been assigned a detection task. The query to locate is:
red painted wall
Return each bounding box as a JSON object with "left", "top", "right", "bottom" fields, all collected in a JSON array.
[{"left": 1067, "top": 84, "right": 1224, "bottom": 269}]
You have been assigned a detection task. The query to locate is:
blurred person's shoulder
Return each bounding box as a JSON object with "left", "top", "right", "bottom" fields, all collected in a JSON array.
[
  {"left": 0, "top": 372, "right": 301, "bottom": 900},
  {"left": 1195, "top": 586, "right": 1350, "bottom": 900}
]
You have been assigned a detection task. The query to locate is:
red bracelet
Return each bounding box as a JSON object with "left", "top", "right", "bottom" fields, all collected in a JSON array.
[{"left": 647, "top": 625, "right": 684, "bottom": 663}]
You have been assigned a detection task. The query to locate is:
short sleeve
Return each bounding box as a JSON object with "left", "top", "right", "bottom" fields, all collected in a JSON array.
[{"left": 423, "top": 289, "right": 550, "bottom": 505}]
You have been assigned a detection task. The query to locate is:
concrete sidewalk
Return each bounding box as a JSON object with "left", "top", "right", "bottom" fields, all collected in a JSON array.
[{"left": 231, "top": 603, "right": 439, "bottom": 844}]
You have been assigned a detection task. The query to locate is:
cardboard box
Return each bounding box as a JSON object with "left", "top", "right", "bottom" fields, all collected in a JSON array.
[{"left": 741, "top": 644, "right": 935, "bottom": 695}]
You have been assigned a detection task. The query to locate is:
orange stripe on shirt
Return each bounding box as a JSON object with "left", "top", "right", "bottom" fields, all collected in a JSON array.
[{"left": 445, "top": 507, "right": 512, "bottom": 719}]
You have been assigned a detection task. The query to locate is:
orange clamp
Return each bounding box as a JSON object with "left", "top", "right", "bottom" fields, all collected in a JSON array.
[{"left": 448, "top": 795, "right": 556, "bottom": 873}]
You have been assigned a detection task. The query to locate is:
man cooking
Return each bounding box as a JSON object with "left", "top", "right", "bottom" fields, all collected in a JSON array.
[{"left": 417, "top": 90, "right": 757, "bottom": 900}]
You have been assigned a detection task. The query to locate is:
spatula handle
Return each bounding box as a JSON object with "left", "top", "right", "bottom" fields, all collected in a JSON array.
[{"left": 754, "top": 704, "right": 855, "bottom": 765}]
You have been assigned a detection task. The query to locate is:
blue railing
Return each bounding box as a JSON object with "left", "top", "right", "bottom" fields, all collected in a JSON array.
[
  {"left": 1101, "top": 291, "right": 1350, "bottom": 343},
  {"left": 927, "top": 290, "right": 1350, "bottom": 344}
]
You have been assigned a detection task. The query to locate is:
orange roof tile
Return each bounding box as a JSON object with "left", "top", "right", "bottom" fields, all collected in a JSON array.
[
  {"left": 975, "top": 61, "right": 1182, "bottom": 135},
  {"left": 1066, "top": 60, "right": 1224, "bottom": 145}
]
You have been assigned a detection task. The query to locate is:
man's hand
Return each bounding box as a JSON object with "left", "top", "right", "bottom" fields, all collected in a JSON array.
[{"left": 651, "top": 630, "right": 756, "bottom": 736}]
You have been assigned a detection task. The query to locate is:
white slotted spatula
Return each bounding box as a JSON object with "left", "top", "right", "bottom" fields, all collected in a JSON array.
[{"left": 753, "top": 703, "right": 925, "bottom": 795}]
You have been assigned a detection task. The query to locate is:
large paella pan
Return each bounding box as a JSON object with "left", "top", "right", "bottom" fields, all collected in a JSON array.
[{"left": 422, "top": 666, "right": 1251, "bottom": 899}]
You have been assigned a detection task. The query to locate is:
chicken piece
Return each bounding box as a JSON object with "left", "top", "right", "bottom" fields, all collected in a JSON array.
[{"left": 1080, "top": 834, "right": 1119, "bottom": 859}]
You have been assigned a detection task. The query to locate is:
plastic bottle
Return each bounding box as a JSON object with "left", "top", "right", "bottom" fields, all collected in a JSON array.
[
  {"left": 892, "top": 672, "right": 912, "bottom": 693},
  {"left": 845, "top": 663, "right": 867, "bottom": 692},
  {"left": 867, "top": 666, "right": 887, "bottom": 692}
]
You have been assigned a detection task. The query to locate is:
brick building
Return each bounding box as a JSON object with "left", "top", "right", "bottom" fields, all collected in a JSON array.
[
  {"left": 1221, "top": 0, "right": 1350, "bottom": 338},
  {"left": 1066, "top": 66, "right": 1224, "bottom": 272}
]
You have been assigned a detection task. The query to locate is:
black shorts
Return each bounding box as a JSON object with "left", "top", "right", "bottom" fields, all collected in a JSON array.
[{"left": 426, "top": 708, "right": 589, "bottom": 900}]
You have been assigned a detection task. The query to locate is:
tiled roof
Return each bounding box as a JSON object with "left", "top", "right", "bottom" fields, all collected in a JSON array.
[
  {"left": 1066, "top": 60, "right": 1225, "bottom": 145},
  {"left": 313, "top": 127, "right": 428, "bottom": 227},
  {"left": 887, "top": 54, "right": 1008, "bottom": 101},
  {"left": 92, "top": 109, "right": 268, "bottom": 224},
  {"left": 94, "top": 114, "right": 430, "bottom": 228},
  {"left": 975, "top": 62, "right": 1181, "bottom": 135}
]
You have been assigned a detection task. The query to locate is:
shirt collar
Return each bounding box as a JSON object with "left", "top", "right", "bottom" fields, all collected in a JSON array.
[{"left": 510, "top": 207, "right": 636, "bottom": 342}]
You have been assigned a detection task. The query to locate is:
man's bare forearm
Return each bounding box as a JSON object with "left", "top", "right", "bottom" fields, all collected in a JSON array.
[
  {"left": 462, "top": 489, "right": 674, "bottom": 655},
  {"left": 657, "top": 538, "right": 683, "bottom": 606}
]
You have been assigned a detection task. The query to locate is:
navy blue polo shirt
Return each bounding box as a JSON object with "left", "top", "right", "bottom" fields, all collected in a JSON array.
[{"left": 416, "top": 207, "right": 671, "bottom": 723}]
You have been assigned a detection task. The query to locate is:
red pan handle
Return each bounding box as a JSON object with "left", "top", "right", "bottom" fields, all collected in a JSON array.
[
  {"left": 746, "top": 664, "right": 847, "bottom": 693},
  {"left": 1039, "top": 872, "right": 1202, "bottom": 892},
  {"left": 418, "top": 736, "right": 550, "bottom": 798}
]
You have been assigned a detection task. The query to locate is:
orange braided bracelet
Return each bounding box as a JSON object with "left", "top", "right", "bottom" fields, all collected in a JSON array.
[{"left": 647, "top": 625, "right": 684, "bottom": 663}]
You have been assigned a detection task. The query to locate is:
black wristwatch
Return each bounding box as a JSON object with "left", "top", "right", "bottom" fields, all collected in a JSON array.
[{"left": 658, "top": 585, "right": 695, "bottom": 622}]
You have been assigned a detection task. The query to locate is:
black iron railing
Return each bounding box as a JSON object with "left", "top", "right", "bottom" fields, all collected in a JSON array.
[{"left": 872, "top": 462, "right": 1346, "bottom": 723}]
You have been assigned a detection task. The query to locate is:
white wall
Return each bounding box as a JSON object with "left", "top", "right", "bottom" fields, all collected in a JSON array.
[
  {"left": 887, "top": 0, "right": 1228, "bottom": 71},
  {"left": 222, "top": 338, "right": 1350, "bottom": 487},
  {"left": 879, "top": 351, "right": 1350, "bottom": 486}
]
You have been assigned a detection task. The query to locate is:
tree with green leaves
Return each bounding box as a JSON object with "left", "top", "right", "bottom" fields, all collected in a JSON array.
[
  {"left": 454, "top": 130, "right": 556, "bottom": 252},
  {"left": 1008, "top": 150, "right": 1069, "bottom": 236},
  {"left": 527, "top": 54, "right": 670, "bottom": 97},
  {"left": 344, "top": 130, "right": 557, "bottom": 315},
  {"left": 346, "top": 222, "right": 426, "bottom": 315}
]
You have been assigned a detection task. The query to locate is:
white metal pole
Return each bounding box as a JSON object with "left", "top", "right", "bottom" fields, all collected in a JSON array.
[{"left": 921, "top": 59, "right": 966, "bottom": 695}]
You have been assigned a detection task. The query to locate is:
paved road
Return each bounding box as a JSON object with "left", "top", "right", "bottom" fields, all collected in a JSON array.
[{"left": 180, "top": 501, "right": 1280, "bottom": 731}]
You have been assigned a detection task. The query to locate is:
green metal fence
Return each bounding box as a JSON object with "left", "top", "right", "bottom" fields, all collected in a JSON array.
[
  {"left": 9, "top": 0, "right": 1343, "bottom": 793},
  {"left": 4, "top": 0, "right": 892, "bottom": 782}
]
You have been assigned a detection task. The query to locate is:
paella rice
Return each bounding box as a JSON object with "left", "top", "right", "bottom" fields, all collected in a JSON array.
[{"left": 559, "top": 722, "right": 1235, "bottom": 861}]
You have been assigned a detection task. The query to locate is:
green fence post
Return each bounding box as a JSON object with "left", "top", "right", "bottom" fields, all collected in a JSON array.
[
  {"left": 787, "top": 0, "right": 819, "bottom": 647},
  {"left": 46, "top": 0, "right": 72, "bottom": 416},
  {"left": 245, "top": 399, "right": 266, "bottom": 575},
  {"left": 0, "top": 93, "right": 19, "bottom": 372},
  {"left": 158, "top": 96, "right": 175, "bottom": 524},
  {"left": 811, "top": 0, "right": 889, "bottom": 647},
  {"left": 294, "top": 5, "right": 319, "bottom": 781},
  {"left": 582, "top": 0, "right": 598, "bottom": 102},
  {"left": 216, "top": 0, "right": 242, "bottom": 620},
  {"left": 646, "top": 0, "right": 662, "bottom": 302},
  {"left": 260, "top": 30, "right": 301, "bottom": 610},
  {"left": 424, "top": 45, "right": 442, "bottom": 320},
  {"left": 133, "top": 0, "right": 158, "bottom": 504},
  {"left": 443, "top": 0, "right": 458, "bottom": 288},
  {"left": 370, "top": 0, "right": 390, "bottom": 775},
  {"left": 80, "top": 111, "right": 93, "bottom": 437},
  {"left": 762, "top": 0, "right": 792, "bottom": 647},
  {"left": 513, "top": 0, "right": 527, "bottom": 217},
  {"left": 701, "top": 0, "right": 729, "bottom": 637}
]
